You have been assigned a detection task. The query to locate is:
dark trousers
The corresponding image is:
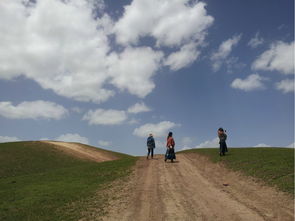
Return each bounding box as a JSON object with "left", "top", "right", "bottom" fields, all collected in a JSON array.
[
  {"left": 219, "top": 141, "right": 228, "bottom": 155},
  {"left": 147, "top": 147, "right": 154, "bottom": 158}
]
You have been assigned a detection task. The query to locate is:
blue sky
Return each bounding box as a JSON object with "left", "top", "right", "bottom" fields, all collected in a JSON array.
[{"left": 0, "top": 0, "right": 294, "bottom": 155}]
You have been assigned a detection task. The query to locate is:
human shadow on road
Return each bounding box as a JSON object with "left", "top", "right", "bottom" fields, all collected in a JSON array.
[{"left": 165, "top": 160, "right": 179, "bottom": 163}]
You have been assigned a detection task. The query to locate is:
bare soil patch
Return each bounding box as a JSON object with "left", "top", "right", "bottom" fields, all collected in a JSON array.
[{"left": 42, "top": 141, "right": 118, "bottom": 162}]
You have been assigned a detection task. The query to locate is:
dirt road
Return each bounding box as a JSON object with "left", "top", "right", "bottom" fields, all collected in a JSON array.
[
  {"left": 102, "top": 153, "right": 294, "bottom": 221},
  {"left": 42, "top": 141, "right": 117, "bottom": 162}
]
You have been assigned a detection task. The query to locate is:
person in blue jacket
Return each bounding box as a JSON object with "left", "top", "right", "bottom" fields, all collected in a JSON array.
[{"left": 147, "top": 133, "right": 156, "bottom": 159}]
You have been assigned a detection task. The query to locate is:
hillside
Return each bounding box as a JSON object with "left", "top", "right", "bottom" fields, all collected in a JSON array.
[
  {"left": 0, "top": 141, "right": 136, "bottom": 221},
  {"left": 179, "top": 147, "right": 294, "bottom": 194}
]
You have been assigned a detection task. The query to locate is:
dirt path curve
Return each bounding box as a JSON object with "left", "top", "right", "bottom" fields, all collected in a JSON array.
[
  {"left": 41, "top": 141, "right": 117, "bottom": 162},
  {"left": 102, "top": 153, "right": 294, "bottom": 221}
]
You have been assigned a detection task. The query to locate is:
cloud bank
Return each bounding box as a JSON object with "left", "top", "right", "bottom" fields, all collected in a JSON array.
[
  {"left": 0, "top": 100, "right": 68, "bottom": 120},
  {"left": 0, "top": 135, "right": 20, "bottom": 143}
]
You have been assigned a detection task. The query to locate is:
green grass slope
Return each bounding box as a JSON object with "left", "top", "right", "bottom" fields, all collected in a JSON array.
[
  {"left": 0, "top": 141, "right": 136, "bottom": 221},
  {"left": 180, "top": 148, "right": 294, "bottom": 195}
]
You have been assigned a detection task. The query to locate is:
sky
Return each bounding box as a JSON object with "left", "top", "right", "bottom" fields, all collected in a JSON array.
[{"left": 0, "top": 0, "right": 294, "bottom": 155}]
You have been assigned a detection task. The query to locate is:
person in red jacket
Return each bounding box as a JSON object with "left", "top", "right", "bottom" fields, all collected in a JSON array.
[{"left": 165, "top": 131, "right": 176, "bottom": 162}]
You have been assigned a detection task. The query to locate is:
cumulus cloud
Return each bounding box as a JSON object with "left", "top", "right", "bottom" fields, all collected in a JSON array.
[
  {"left": 108, "top": 47, "right": 163, "bottom": 98},
  {"left": 164, "top": 43, "right": 200, "bottom": 71},
  {"left": 114, "top": 0, "right": 214, "bottom": 47},
  {"left": 55, "top": 133, "right": 89, "bottom": 144},
  {"left": 231, "top": 74, "right": 267, "bottom": 91},
  {"left": 248, "top": 32, "right": 264, "bottom": 48},
  {"left": 254, "top": 143, "right": 271, "bottom": 147},
  {"left": 252, "top": 41, "right": 294, "bottom": 75},
  {"left": 0, "top": 0, "right": 115, "bottom": 103},
  {"left": 0, "top": 100, "right": 68, "bottom": 120},
  {"left": 98, "top": 140, "right": 112, "bottom": 147},
  {"left": 194, "top": 137, "right": 219, "bottom": 148},
  {"left": 180, "top": 136, "right": 194, "bottom": 150},
  {"left": 211, "top": 34, "right": 242, "bottom": 71},
  {"left": 114, "top": 0, "right": 213, "bottom": 71},
  {"left": 127, "top": 102, "right": 151, "bottom": 114},
  {"left": 287, "top": 142, "right": 295, "bottom": 148},
  {"left": 82, "top": 108, "right": 127, "bottom": 125},
  {"left": 0, "top": 0, "right": 215, "bottom": 103},
  {"left": 133, "top": 121, "right": 178, "bottom": 138},
  {"left": 0, "top": 135, "right": 20, "bottom": 143},
  {"left": 275, "top": 79, "right": 294, "bottom": 93}
]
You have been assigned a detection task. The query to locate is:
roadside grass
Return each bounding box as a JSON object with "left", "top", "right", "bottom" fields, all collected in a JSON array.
[
  {"left": 180, "top": 148, "right": 294, "bottom": 195},
  {"left": 0, "top": 141, "right": 137, "bottom": 221}
]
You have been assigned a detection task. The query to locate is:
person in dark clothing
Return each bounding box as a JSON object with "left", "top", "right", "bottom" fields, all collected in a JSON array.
[
  {"left": 165, "top": 131, "right": 176, "bottom": 162},
  {"left": 218, "top": 128, "right": 228, "bottom": 156},
  {"left": 147, "top": 133, "right": 156, "bottom": 159}
]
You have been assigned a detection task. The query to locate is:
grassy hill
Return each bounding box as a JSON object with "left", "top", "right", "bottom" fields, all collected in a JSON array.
[
  {"left": 180, "top": 147, "right": 294, "bottom": 195},
  {"left": 0, "top": 141, "right": 136, "bottom": 221}
]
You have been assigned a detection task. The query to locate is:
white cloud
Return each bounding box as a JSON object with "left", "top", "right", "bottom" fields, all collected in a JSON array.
[
  {"left": 82, "top": 108, "right": 127, "bottom": 125},
  {"left": 231, "top": 74, "right": 267, "bottom": 91},
  {"left": 254, "top": 143, "right": 271, "bottom": 147},
  {"left": 108, "top": 47, "right": 163, "bottom": 98},
  {"left": 195, "top": 137, "right": 219, "bottom": 148},
  {"left": 40, "top": 137, "right": 49, "bottom": 140},
  {"left": 180, "top": 136, "right": 194, "bottom": 150},
  {"left": 55, "top": 133, "right": 89, "bottom": 144},
  {"left": 275, "top": 79, "right": 294, "bottom": 93},
  {"left": 248, "top": 32, "right": 264, "bottom": 48},
  {"left": 0, "top": 100, "right": 68, "bottom": 120},
  {"left": 211, "top": 34, "right": 242, "bottom": 71},
  {"left": 164, "top": 43, "right": 200, "bottom": 71},
  {"left": 133, "top": 121, "right": 178, "bottom": 138},
  {"left": 0, "top": 0, "right": 115, "bottom": 103},
  {"left": 71, "top": 107, "right": 84, "bottom": 114},
  {"left": 98, "top": 140, "right": 112, "bottom": 147},
  {"left": 287, "top": 142, "right": 295, "bottom": 148},
  {"left": 252, "top": 41, "right": 294, "bottom": 75},
  {"left": 0, "top": 135, "right": 20, "bottom": 143},
  {"left": 0, "top": 0, "right": 215, "bottom": 103},
  {"left": 114, "top": 0, "right": 214, "bottom": 47},
  {"left": 127, "top": 102, "right": 151, "bottom": 114},
  {"left": 181, "top": 137, "right": 193, "bottom": 146},
  {"left": 128, "top": 118, "right": 140, "bottom": 125}
]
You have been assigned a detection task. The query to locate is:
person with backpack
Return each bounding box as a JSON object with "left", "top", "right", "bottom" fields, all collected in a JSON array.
[
  {"left": 218, "top": 128, "right": 228, "bottom": 156},
  {"left": 147, "top": 133, "right": 155, "bottom": 159},
  {"left": 165, "top": 131, "right": 176, "bottom": 162}
]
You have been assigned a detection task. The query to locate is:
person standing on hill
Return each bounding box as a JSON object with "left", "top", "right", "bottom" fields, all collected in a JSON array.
[
  {"left": 165, "top": 132, "right": 176, "bottom": 162},
  {"left": 218, "top": 128, "right": 228, "bottom": 156},
  {"left": 147, "top": 133, "right": 156, "bottom": 159}
]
